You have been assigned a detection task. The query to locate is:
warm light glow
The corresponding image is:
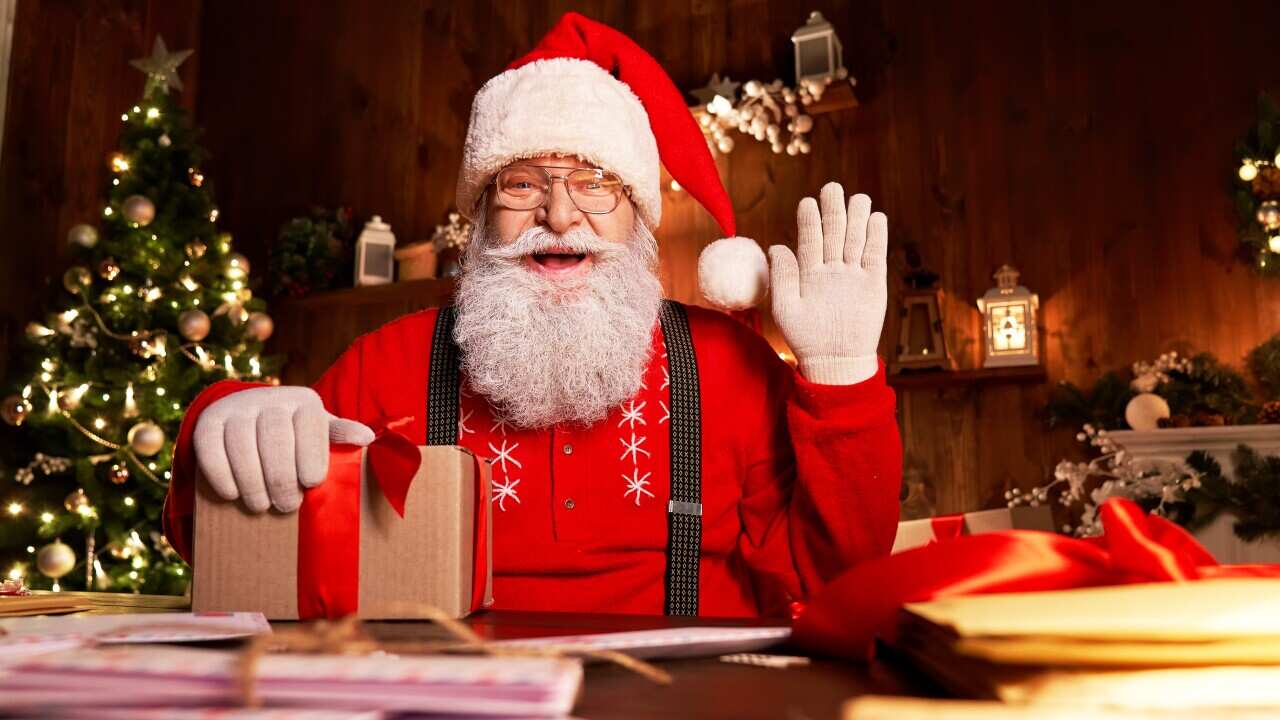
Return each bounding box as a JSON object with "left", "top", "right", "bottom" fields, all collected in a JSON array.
[
  {"left": 131, "top": 556, "right": 145, "bottom": 569},
  {"left": 7, "top": 565, "right": 22, "bottom": 580},
  {"left": 93, "top": 417, "right": 106, "bottom": 430},
  {"left": 77, "top": 504, "right": 96, "bottom": 518},
  {"left": 121, "top": 284, "right": 134, "bottom": 294},
  {"left": 124, "top": 383, "right": 137, "bottom": 416},
  {"left": 1240, "top": 161, "right": 1259, "bottom": 181},
  {"left": 988, "top": 302, "right": 1029, "bottom": 353},
  {"left": 110, "top": 154, "right": 130, "bottom": 173},
  {"left": 51, "top": 581, "right": 61, "bottom": 592},
  {"left": 103, "top": 207, "right": 114, "bottom": 217},
  {"left": 249, "top": 356, "right": 261, "bottom": 375},
  {"left": 6, "top": 502, "right": 22, "bottom": 516},
  {"left": 132, "top": 105, "right": 141, "bottom": 113},
  {"left": 121, "top": 113, "right": 129, "bottom": 121},
  {"left": 1270, "top": 236, "right": 1280, "bottom": 254},
  {"left": 124, "top": 496, "right": 135, "bottom": 507},
  {"left": 128, "top": 571, "right": 138, "bottom": 580},
  {"left": 64, "top": 383, "right": 90, "bottom": 407},
  {"left": 210, "top": 208, "right": 219, "bottom": 222},
  {"left": 176, "top": 567, "right": 184, "bottom": 576},
  {"left": 61, "top": 309, "right": 79, "bottom": 323},
  {"left": 40, "top": 512, "right": 54, "bottom": 523},
  {"left": 40, "top": 372, "right": 52, "bottom": 383},
  {"left": 26, "top": 546, "right": 34, "bottom": 553},
  {"left": 146, "top": 107, "right": 160, "bottom": 119},
  {"left": 142, "top": 286, "right": 162, "bottom": 302}
]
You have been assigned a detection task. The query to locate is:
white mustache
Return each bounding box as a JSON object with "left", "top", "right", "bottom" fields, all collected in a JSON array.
[{"left": 483, "top": 227, "right": 629, "bottom": 261}]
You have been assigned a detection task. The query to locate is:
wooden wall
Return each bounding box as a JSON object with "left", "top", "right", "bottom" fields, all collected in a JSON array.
[{"left": 7, "top": 1, "right": 1280, "bottom": 515}]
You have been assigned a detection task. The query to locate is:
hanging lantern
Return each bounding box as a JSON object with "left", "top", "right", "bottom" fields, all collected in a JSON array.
[
  {"left": 977, "top": 264, "right": 1040, "bottom": 368},
  {"left": 791, "top": 11, "right": 845, "bottom": 86}
]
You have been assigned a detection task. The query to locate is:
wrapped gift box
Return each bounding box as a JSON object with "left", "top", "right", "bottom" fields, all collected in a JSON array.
[
  {"left": 193, "top": 443, "right": 492, "bottom": 619},
  {"left": 892, "top": 506, "right": 1055, "bottom": 554}
]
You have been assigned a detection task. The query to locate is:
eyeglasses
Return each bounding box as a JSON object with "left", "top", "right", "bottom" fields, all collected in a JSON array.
[{"left": 492, "top": 163, "right": 626, "bottom": 215}]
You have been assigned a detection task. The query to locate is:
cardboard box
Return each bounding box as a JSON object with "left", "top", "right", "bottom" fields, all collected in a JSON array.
[
  {"left": 193, "top": 445, "right": 492, "bottom": 619},
  {"left": 892, "top": 506, "right": 1055, "bottom": 554}
]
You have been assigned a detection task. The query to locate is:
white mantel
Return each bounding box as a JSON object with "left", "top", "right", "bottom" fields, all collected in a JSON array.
[{"left": 1108, "top": 424, "right": 1280, "bottom": 563}]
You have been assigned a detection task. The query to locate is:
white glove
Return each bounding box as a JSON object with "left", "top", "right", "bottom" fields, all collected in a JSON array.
[
  {"left": 768, "top": 182, "right": 888, "bottom": 385},
  {"left": 193, "top": 386, "right": 375, "bottom": 513}
]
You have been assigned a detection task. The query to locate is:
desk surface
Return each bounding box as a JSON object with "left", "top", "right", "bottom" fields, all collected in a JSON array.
[{"left": 352, "top": 610, "right": 935, "bottom": 720}]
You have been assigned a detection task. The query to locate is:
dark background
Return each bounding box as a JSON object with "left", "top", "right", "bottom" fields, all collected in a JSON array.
[{"left": 5, "top": 0, "right": 1280, "bottom": 513}]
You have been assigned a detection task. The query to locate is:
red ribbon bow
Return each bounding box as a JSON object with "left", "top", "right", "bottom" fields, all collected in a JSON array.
[
  {"left": 793, "top": 498, "right": 1280, "bottom": 661},
  {"left": 296, "top": 418, "right": 488, "bottom": 619}
]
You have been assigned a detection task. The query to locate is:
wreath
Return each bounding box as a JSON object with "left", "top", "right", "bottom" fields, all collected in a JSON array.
[{"left": 1233, "top": 94, "right": 1280, "bottom": 275}]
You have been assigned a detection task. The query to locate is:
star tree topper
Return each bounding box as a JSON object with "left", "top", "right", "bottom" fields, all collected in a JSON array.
[{"left": 130, "top": 36, "right": 194, "bottom": 94}]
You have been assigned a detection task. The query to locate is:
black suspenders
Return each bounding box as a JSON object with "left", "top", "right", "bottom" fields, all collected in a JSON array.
[{"left": 425, "top": 302, "right": 703, "bottom": 616}]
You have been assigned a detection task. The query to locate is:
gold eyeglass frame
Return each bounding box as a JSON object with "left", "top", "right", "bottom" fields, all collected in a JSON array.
[{"left": 489, "top": 163, "right": 629, "bottom": 215}]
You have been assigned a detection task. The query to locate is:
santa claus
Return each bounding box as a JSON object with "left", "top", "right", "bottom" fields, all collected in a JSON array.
[{"left": 163, "top": 13, "right": 901, "bottom": 618}]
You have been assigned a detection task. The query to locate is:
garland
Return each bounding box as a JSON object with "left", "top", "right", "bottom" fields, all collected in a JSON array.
[
  {"left": 1043, "top": 350, "right": 1260, "bottom": 431},
  {"left": 1184, "top": 445, "right": 1280, "bottom": 542},
  {"left": 1233, "top": 94, "right": 1280, "bottom": 275}
]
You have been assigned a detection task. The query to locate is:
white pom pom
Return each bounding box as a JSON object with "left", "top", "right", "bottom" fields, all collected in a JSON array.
[{"left": 698, "top": 236, "right": 768, "bottom": 311}]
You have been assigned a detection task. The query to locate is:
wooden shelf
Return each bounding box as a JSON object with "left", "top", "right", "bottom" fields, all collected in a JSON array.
[
  {"left": 806, "top": 79, "right": 858, "bottom": 114},
  {"left": 888, "top": 365, "right": 1047, "bottom": 391},
  {"left": 274, "top": 277, "right": 455, "bottom": 310}
]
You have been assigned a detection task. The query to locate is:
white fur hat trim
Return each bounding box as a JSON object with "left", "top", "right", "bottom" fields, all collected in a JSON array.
[{"left": 456, "top": 58, "right": 661, "bottom": 229}]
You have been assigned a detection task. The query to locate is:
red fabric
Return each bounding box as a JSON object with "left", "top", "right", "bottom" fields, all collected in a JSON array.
[
  {"left": 929, "top": 515, "right": 965, "bottom": 543},
  {"left": 792, "top": 498, "right": 1280, "bottom": 661},
  {"left": 366, "top": 417, "right": 421, "bottom": 519},
  {"left": 297, "top": 442, "right": 364, "bottom": 618},
  {"left": 164, "top": 304, "right": 901, "bottom": 617},
  {"left": 509, "top": 12, "right": 736, "bottom": 238}
]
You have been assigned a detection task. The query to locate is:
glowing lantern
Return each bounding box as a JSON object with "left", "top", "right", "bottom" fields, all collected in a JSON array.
[{"left": 977, "top": 264, "right": 1039, "bottom": 368}]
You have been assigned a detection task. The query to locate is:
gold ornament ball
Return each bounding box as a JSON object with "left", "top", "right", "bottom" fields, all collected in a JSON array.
[
  {"left": 178, "top": 308, "right": 211, "bottom": 341},
  {"left": 226, "top": 252, "right": 250, "bottom": 278},
  {"left": 1, "top": 395, "right": 31, "bottom": 426},
  {"left": 62, "top": 266, "right": 93, "bottom": 294},
  {"left": 127, "top": 421, "right": 166, "bottom": 456},
  {"left": 1124, "top": 392, "right": 1171, "bottom": 431},
  {"left": 97, "top": 257, "right": 121, "bottom": 281},
  {"left": 1258, "top": 200, "right": 1280, "bottom": 231},
  {"left": 246, "top": 311, "right": 274, "bottom": 342},
  {"left": 67, "top": 224, "right": 99, "bottom": 248},
  {"left": 36, "top": 541, "right": 76, "bottom": 579},
  {"left": 64, "top": 488, "right": 90, "bottom": 514},
  {"left": 122, "top": 194, "right": 156, "bottom": 226},
  {"left": 108, "top": 462, "right": 131, "bottom": 485},
  {"left": 185, "top": 239, "right": 208, "bottom": 259}
]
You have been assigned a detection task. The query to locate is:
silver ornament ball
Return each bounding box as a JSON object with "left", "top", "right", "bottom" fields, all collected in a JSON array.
[
  {"left": 178, "top": 308, "right": 211, "bottom": 341},
  {"left": 67, "top": 224, "right": 99, "bottom": 248},
  {"left": 246, "top": 311, "right": 274, "bottom": 342},
  {"left": 36, "top": 541, "right": 76, "bottom": 580},
  {"left": 122, "top": 195, "right": 156, "bottom": 226},
  {"left": 127, "top": 421, "right": 166, "bottom": 457}
]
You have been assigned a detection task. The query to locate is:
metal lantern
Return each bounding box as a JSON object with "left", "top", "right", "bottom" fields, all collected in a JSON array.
[
  {"left": 354, "top": 215, "right": 397, "bottom": 287},
  {"left": 977, "top": 264, "right": 1040, "bottom": 368},
  {"left": 791, "top": 11, "right": 844, "bottom": 85}
]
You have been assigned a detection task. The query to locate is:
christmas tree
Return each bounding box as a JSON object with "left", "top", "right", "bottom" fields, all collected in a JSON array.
[{"left": 0, "top": 38, "right": 280, "bottom": 594}]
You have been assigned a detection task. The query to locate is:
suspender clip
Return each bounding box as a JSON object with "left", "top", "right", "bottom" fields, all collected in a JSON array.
[{"left": 668, "top": 500, "right": 703, "bottom": 517}]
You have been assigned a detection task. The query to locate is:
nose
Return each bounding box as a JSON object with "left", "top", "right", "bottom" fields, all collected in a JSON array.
[{"left": 536, "top": 179, "right": 586, "bottom": 234}]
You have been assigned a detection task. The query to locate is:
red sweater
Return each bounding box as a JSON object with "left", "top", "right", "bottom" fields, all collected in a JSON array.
[{"left": 164, "top": 303, "right": 901, "bottom": 617}]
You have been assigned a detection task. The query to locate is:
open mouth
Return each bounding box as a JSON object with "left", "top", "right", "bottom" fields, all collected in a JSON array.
[{"left": 525, "top": 248, "right": 592, "bottom": 278}]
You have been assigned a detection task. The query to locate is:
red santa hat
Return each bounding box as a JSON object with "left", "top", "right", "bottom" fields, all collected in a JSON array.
[{"left": 455, "top": 12, "right": 768, "bottom": 311}]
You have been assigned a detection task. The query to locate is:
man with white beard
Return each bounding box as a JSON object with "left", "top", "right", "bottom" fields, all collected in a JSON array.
[{"left": 163, "top": 13, "right": 902, "bottom": 618}]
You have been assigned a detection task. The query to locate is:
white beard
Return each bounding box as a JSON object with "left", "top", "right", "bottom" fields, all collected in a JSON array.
[{"left": 453, "top": 207, "right": 663, "bottom": 429}]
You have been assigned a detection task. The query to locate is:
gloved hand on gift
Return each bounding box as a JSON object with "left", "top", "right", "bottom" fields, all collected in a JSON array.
[{"left": 193, "top": 386, "right": 374, "bottom": 512}]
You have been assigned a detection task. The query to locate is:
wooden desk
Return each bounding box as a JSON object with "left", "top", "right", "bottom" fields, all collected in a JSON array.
[{"left": 348, "top": 611, "right": 936, "bottom": 720}]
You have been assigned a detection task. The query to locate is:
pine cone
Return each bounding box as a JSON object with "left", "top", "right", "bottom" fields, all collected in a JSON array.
[
  {"left": 1253, "top": 167, "right": 1280, "bottom": 198},
  {"left": 1262, "top": 400, "right": 1280, "bottom": 424}
]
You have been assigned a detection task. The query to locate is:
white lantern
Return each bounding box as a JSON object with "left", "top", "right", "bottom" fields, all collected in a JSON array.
[
  {"left": 791, "top": 11, "right": 844, "bottom": 86},
  {"left": 976, "top": 264, "right": 1040, "bottom": 368},
  {"left": 354, "top": 215, "right": 396, "bottom": 287}
]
